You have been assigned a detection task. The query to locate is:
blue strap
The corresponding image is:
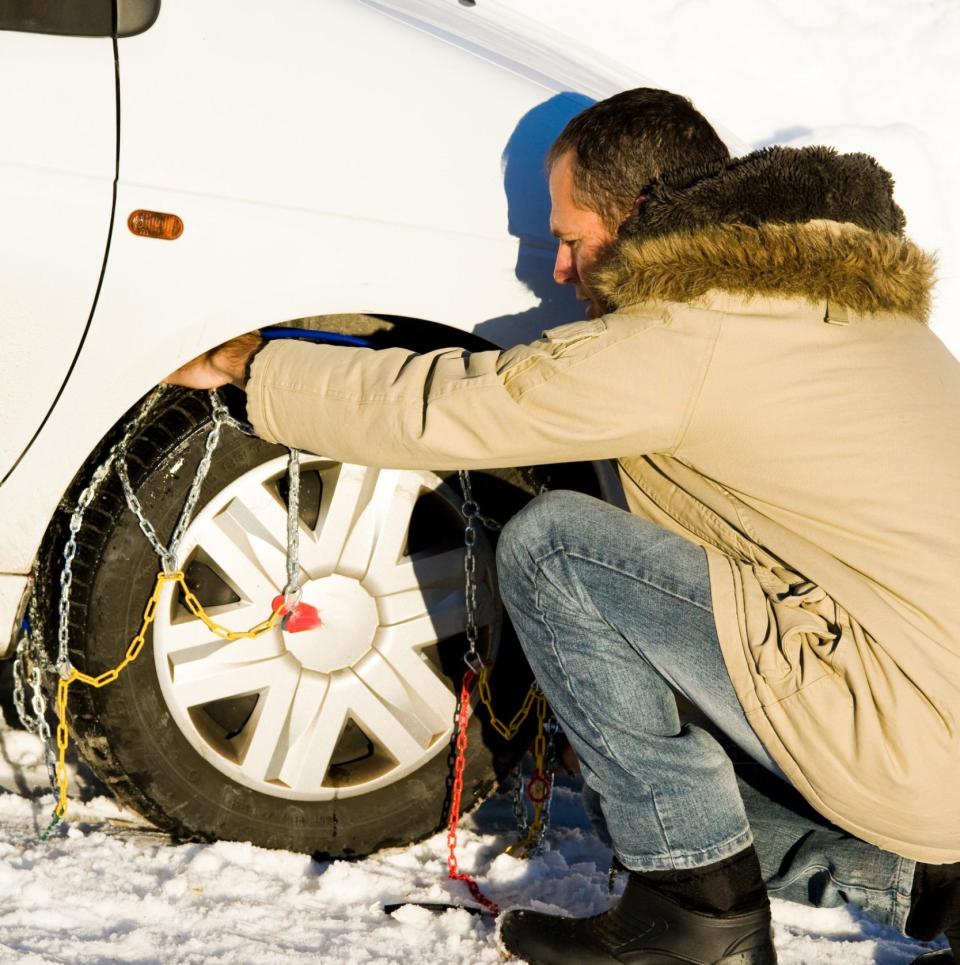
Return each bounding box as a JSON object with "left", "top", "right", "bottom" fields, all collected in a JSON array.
[{"left": 260, "top": 326, "right": 371, "bottom": 348}]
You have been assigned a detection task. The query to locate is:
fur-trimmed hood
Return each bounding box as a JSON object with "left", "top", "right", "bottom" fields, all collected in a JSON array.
[{"left": 591, "top": 146, "right": 936, "bottom": 321}]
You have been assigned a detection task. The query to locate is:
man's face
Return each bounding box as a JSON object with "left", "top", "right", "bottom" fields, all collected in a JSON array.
[{"left": 548, "top": 149, "right": 616, "bottom": 318}]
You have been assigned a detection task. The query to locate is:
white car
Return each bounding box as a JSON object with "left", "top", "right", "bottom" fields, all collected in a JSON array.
[{"left": 0, "top": 0, "right": 670, "bottom": 856}]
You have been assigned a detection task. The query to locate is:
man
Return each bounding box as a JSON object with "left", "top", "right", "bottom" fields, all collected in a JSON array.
[{"left": 168, "top": 89, "right": 960, "bottom": 964}]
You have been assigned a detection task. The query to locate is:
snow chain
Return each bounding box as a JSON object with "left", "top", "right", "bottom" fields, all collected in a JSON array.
[
  {"left": 23, "top": 386, "right": 556, "bottom": 908},
  {"left": 34, "top": 388, "right": 302, "bottom": 837},
  {"left": 444, "top": 469, "right": 558, "bottom": 913}
]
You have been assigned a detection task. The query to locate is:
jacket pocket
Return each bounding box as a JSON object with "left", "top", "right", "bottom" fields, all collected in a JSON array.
[
  {"left": 747, "top": 564, "right": 842, "bottom": 699},
  {"left": 499, "top": 317, "right": 608, "bottom": 400},
  {"left": 539, "top": 317, "right": 607, "bottom": 351}
]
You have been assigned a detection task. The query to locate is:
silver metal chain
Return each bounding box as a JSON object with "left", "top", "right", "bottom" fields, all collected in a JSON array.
[
  {"left": 457, "top": 469, "right": 500, "bottom": 674},
  {"left": 510, "top": 770, "right": 530, "bottom": 839},
  {"left": 507, "top": 716, "right": 558, "bottom": 857},
  {"left": 282, "top": 448, "right": 302, "bottom": 609},
  {"left": 536, "top": 716, "right": 560, "bottom": 848},
  {"left": 13, "top": 595, "right": 57, "bottom": 788},
  {"left": 57, "top": 385, "right": 169, "bottom": 679},
  {"left": 456, "top": 469, "right": 555, "bottom": 853},
  {"left": 113, "top": 389, "right": 241, "bottom": 573},
  {"left": 30, "top": 388, "right": 263, "bottom": 806}
]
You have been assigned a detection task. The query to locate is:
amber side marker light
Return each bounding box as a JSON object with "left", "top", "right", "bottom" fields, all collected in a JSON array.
[{"left": 128, "top": 209, "right": 184, "bottom": 240}]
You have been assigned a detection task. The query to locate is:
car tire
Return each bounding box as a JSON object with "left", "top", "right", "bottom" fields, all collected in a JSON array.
[{"left": 49, "top": 388, "right": 538, "bottom": 856}]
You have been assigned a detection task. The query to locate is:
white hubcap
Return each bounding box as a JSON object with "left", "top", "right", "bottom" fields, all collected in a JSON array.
[
  {"left": 151, "top": 456, "right": 496, "bottom": 801},
  {"left": 283, "top": 574, "right": 378, "bottom": 674}
]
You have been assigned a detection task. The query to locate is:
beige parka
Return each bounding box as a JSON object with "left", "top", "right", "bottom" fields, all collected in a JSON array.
[{"left": 245, "top": 148, "right": 960, "bottom": 863}]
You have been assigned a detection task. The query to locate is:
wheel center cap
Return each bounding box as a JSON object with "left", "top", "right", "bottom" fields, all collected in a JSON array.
[{"left": 283, "top": 574, "right": 378, "bottom": 673}]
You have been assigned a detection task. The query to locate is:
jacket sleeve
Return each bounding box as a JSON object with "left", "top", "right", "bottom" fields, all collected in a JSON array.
[{"left": 245, "top": 312, "right": 718, "bottom": 469}]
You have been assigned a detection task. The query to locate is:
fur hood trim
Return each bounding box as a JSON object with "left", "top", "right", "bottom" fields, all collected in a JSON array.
[
  {"left": 592, "top": 221, "right": 936, "bottom": 321},
  {"left": 591, "top": 146, "right": 935, "bottom": 321}
]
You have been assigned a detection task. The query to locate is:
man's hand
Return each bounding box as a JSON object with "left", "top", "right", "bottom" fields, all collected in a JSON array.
[{"left": 164, "top": 332, "right": 264, "bottom": 389}]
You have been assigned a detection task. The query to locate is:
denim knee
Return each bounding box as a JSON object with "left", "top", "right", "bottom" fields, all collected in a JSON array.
[{"left": 497, "top": 490, "right": 596, "bottom": 569}]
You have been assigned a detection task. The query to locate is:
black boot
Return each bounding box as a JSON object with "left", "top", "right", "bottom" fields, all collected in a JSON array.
[
  {"left": 908, "top": 862, "right": 960, "bottom": 964},
  {"left": 499, "top": 848, "right": 777, "bottom": 964}
]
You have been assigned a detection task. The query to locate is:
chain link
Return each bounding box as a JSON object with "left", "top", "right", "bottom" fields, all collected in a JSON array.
[
  {"left": 13, "top": 597, "right": 57, "bottom": 789},
  {"left": 51, "top": 569, "right": 283, "bottom": 822},
  {"left": 457, "top": 469, "right": 541, "bottom": 741},
  {"left": 445, "top": 669, "right": 500, "bottom": 914},
  {"left": 208, "top": 389, "right": 255, "bottom": 437},
  {"left": 457, "top": 470, "right": 483, "bottom": 672},
  {"left": 113, "top": 389, "right": 231, "bottom": 572},
  {"left": 510, "top": 768, "right": 529, "bottom": 840},
  {"left": 505, "top": 691, "right": 552, "bottom": 858},
  {"left": 46, "top": 387, "right": 288, "bottom": 828},
  {"left": 282, "top": 448, "right": 302, "bottom": 608},
  {"left": 444, "top": 469, "right": 558, "bottom": 910},
  {"left": 58, "top": 386, "right": 169, "bottom": 679}
]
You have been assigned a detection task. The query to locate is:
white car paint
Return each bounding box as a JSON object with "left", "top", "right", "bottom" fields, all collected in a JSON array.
[
  {"left": 0, "top": 31, "right": 115, "bottom": 478},
  {"left": 1, "top": 0, "right": 732, "bottom": 653}
]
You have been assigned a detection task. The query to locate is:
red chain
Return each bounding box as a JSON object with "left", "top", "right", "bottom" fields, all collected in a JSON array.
[{"left": 446, "top": 669, "right": 500, "bottom": 915}]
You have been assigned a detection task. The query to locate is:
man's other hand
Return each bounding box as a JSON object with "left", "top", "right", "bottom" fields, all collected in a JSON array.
[{"left": 164, "top": 332, "right": 264, "bottom": 389}]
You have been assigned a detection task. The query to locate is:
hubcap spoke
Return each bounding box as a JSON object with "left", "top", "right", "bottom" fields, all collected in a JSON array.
[
  {"left": 279, "top": 670, "right": 426, "bottom": 793},
  {"left": 376, "top": 582, "right": 495, "bottom": 646},
  {"left": 366, "top": 546, "right": 466, "bottom": 599},
  {"left": 234, "top": 664, "right": 301, "bottom": 782},
  {"left": 363, "top": 636, "right": 455, "bottom": 737},
  {"left": 190, "top": 499, "right": 285, "bottom": 603},
  {"left": 152, "top": 454, "right": 502, "bottom": 802},
  {"left": 172, "top": 653, "right": 293, "bottom": 709},
  {"left": 296, "top": 463, "right": 380, "bottom": 579}
]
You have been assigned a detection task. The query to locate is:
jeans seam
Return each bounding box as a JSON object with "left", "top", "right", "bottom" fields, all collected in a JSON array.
[
  {"left": 530, "top": 563, "right": 618, "bottom": 762},
  {"left": 616, "top": 827, "right": 755, "bottom": 872},
  {"left": 769, "top": 863, "right": 900, "bottom": 896},
  {"left": 891, "top": 855, "right": 917, "bottom": 934},
  {"left": 561, "top": 550, "right": 713, "bottom": 614},
  {"left": 530, "top": 544, "right": 607, "bottom": 620},
  {"left": 650, "top": 785, "right": 676, "bottom": 859}
]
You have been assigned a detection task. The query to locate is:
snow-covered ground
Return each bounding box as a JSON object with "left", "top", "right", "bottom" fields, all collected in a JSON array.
[
  {"left": 0, "top": 725, "right": 945, "bottom": 964},
  {"left": 3, "top": 2, "right": 958, "bottom": 963}
]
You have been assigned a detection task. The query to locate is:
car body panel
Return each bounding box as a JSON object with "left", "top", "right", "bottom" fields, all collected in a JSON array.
[
  {"left": 2, "top": 0, "right": 743, "bottom": 655},
  {"left": 0, "top": 30, "right": 116, "bottom": 482}
]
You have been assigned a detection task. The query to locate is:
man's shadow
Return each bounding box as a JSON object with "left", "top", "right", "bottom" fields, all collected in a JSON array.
[{"left": 473, "top": 92, "right": 596, "bottom": 347}]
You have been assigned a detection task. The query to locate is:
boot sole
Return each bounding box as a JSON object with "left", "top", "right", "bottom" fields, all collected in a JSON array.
[{"left": 502, "top": 945, "right": 777, "bottom": 965}]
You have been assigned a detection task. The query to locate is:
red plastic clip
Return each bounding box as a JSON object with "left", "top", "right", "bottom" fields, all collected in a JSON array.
[{"left": 271, "top": 595, "right": 321, "bottom": 633}]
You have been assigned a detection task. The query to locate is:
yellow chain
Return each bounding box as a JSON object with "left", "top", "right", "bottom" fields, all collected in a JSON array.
[
  {"left": 53, "top": 570, "right": 282, "bottom": 820},
  {"left": 475, "top": 667, "right": 539, "bottom": 740},
  {"left": 504, "top": 690, "right": 550, "bottom": 858},
  {"left": 475, "top": 664, "right": 554, "bottom": 857},
  {"left": 52, "top": 570, "right": 552, "bottom": 848}
]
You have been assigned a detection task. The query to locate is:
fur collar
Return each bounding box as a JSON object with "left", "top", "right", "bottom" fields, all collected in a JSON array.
[{"left": 591, "top": 146, "right": 936, "bottom": 321}]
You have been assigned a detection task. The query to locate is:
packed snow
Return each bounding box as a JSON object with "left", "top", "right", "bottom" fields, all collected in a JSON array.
[
  {"left": 0, "top": 727, "right": 944, "bottom": 963},
  {"left": 3, "top": 1, "right": 958, "bottom": 963}
]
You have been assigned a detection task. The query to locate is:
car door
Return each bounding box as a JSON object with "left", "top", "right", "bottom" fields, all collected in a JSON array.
[{"left": 0, "top": 2, "right": 117, "bottom": 482}]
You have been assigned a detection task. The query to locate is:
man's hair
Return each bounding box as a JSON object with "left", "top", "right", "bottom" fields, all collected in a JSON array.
[{"left": 547, "top": 88, "right": 730, "bottom": 230}]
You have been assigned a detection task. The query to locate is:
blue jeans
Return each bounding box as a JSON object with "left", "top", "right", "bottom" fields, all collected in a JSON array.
[{"left": 496, "top": 490, "right": 916, "bottom": 934}]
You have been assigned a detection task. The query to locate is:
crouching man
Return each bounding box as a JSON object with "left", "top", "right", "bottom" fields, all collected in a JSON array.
[{"left": 167, "top": 89, "right": 960, "bottom": 964}]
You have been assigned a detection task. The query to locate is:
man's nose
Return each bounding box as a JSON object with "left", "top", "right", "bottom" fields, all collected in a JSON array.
[{"left": 553, "top": 246, "right": 578, "bottom": 285}]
